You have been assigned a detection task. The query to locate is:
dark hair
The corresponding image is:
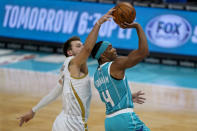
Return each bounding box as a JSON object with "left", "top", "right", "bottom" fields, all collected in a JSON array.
[
  {"left": 63, "top": 36, "right": 81, "bottom": 57},
  {"left": 91, "top": 41, "right": 103, "bottom": 58},
  {"left": 91, "top": 41, "right": 103, "bottom": 64}
]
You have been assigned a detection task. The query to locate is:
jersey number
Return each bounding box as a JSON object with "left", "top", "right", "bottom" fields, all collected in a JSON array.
[{"left": 102, "top": 90, "right": 115, "bottom": 107}]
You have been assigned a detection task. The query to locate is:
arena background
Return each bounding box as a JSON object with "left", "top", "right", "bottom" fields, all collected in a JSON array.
[{"left": 0, "top": 0, "right": 197, "bottom": 131}]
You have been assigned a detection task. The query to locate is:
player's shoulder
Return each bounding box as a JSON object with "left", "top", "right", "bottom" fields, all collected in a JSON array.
[
  {"left": 64, "top": 56, "right": 74, "bottom": 64},
  {"left": 112, "top": 56, "right": 127, "bottom": 65}
]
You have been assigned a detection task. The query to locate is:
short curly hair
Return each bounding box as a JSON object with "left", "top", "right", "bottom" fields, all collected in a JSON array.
[{"left": 63, "top": 36, "right": 81, "bottom": 57}]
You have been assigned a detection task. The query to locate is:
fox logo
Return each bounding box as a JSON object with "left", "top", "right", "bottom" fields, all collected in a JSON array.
[{"left": 146, "top": 14, "right": 192, "bottom": 48}]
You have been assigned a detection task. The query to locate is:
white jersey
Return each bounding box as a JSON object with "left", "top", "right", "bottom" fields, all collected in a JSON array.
[{"left": 53, "top": 56, "right": 92, "bottom": 131}]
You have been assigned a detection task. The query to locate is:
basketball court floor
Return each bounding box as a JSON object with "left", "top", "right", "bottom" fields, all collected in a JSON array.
[{"left": 0, "top": 49, "right": 197, "bottom": 131}]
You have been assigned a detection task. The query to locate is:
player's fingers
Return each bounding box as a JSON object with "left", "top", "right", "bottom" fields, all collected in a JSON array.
[
  {"left": 139, "top": 99, "right": 145, "bottom": 102},
  {"left": 102, "top": 17, "right": 111, "bottom": 22},
  {"left": 19, "top": 119, "right": 25, "bottom": 127},
  {"left": 103, "top": 15, "right": 113, "bottom": 22},
  {"left": 121, "top": 22, "right": 128, "bottom": 26},
  {"left": 16, "top": 117, "right": 21, "bottom": 119},
  {"left": 123, "top": 22, "right": 137, "bottom": 27},
  {"left": 139, "top": 93, "right": 145, "bottom": 95},
  {"left": 138, "top": 97, "right": 146, "bottom": 100},
  {"left": 104, "top": 15, "right": 113, "bottom": 19},
  {"left": 120, "top": 23, "right": 127, "bottom": 29},
  {"left": 17, "top": 114, "right": 25, "bottom": 119},
  {"left": 137, "top": 90, "right": 142, "bottom": 94},
  {"left": 137, "top": 101, "right": 144, "bottom": 104},
  {"left": 124, "top": 21, "right": 136, "bottom": 24},
  {"left": 138, "top": 91, "right": 145, "bottom": 95},
  {"left": 108, "top": 8, "right": 116, "bottom": 14},
  {"left": 137, "top": 100, "right": 145, "bottom": 104},
  {"left": 123, "top": 22, "right": 132, "bottom": 25}
]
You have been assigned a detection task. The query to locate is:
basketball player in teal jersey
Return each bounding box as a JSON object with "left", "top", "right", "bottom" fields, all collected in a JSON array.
[{"left": 91, "top": 22, "right": 150, "bottom": 131}]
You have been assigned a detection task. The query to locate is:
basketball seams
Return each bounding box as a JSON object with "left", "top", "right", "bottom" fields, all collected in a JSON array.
[
  {"left": 118, "top": 6, "right": 132, "bottom": 23},
  {"left": 113, "top": 6, "right": 121, "bottom": 25},
  {"left": 117, "top": 6, "right": 124, "bottom": 24}
]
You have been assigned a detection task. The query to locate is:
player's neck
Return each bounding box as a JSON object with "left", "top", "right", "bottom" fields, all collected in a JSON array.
[{"left": 99, "top": 58, "right": 111, "bottom": 65}]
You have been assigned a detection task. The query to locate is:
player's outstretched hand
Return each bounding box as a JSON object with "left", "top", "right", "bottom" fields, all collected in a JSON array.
[
  {"left": 132, "top": 91, "right": 146, "bottom": 104},
  {"left": 120, "top": 22, "right": 140, "bottom": 29},
  {"left": 96, "top": 8, "right": 115, "bottom": 25},
  {"left": 17, "top": 109, "right": 35, "bottom": 127}
]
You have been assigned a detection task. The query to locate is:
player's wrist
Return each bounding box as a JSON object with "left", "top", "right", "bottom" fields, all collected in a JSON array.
[
  {"left": 31, "top": 109, "right": 36, "bottom": 117},
  {"left": 96, "top": 21, "right": 101, "bottom": 26},
  {"left": 31, "top": 108, "right": 36, "bottom": 113},
  {"left": 134, "top": 23, "right": 140, "bottom": 28}
]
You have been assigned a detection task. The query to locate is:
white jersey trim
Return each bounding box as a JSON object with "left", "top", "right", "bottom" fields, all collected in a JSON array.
[{"left": 106, "top": 108, "right": 133, "bottom": 118}]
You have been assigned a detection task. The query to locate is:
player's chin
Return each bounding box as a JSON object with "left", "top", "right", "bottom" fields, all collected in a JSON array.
[{"left": 112, "top": 55, "right": 117, "bottom": 60}]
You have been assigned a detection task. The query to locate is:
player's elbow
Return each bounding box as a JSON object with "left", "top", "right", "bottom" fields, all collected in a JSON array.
[
  {"left": 144, "top": 49, "right": 149, "bottom": 57},
  {"left": 138, "top": 49, "right": 149, "bottom": 58}
]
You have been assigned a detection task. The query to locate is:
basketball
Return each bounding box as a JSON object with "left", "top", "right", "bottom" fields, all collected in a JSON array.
[{"left": 112, "top": 2, "right": 136, "bottom": 26}]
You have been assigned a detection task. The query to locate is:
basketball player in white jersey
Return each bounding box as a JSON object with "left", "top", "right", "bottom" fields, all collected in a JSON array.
[{"left": 17, "top": 8, "right": 115, "bottom": 131}]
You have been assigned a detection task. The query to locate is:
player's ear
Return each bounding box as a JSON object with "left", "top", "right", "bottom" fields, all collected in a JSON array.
[
  {"left": 67, "top": 50, "right": 72, "bottom": 56},
  {"left": 100, "top": 53, "right": 106, "bottom": 59}
]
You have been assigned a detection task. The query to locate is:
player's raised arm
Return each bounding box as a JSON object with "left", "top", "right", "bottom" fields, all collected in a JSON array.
[
  {"left": 112, "top": 23, "right": 149, "bottom": 71},
  {"left": 72, "top": 8, "right": 114, "bottom": 66}
]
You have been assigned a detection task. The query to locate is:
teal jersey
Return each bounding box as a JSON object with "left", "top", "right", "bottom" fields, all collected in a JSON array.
[{"left": 94, "top": 62, "right": 133, "bottom": 115}]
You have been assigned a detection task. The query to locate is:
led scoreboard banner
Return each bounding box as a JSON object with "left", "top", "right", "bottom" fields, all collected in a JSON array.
[{"left": 0, "top": 0, "right": 197, "bottom": 57}]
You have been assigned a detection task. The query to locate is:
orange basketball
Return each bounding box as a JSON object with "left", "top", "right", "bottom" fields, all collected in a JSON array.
[{"left": 112, "top": 2, "right": 136, "bottom": 26}]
